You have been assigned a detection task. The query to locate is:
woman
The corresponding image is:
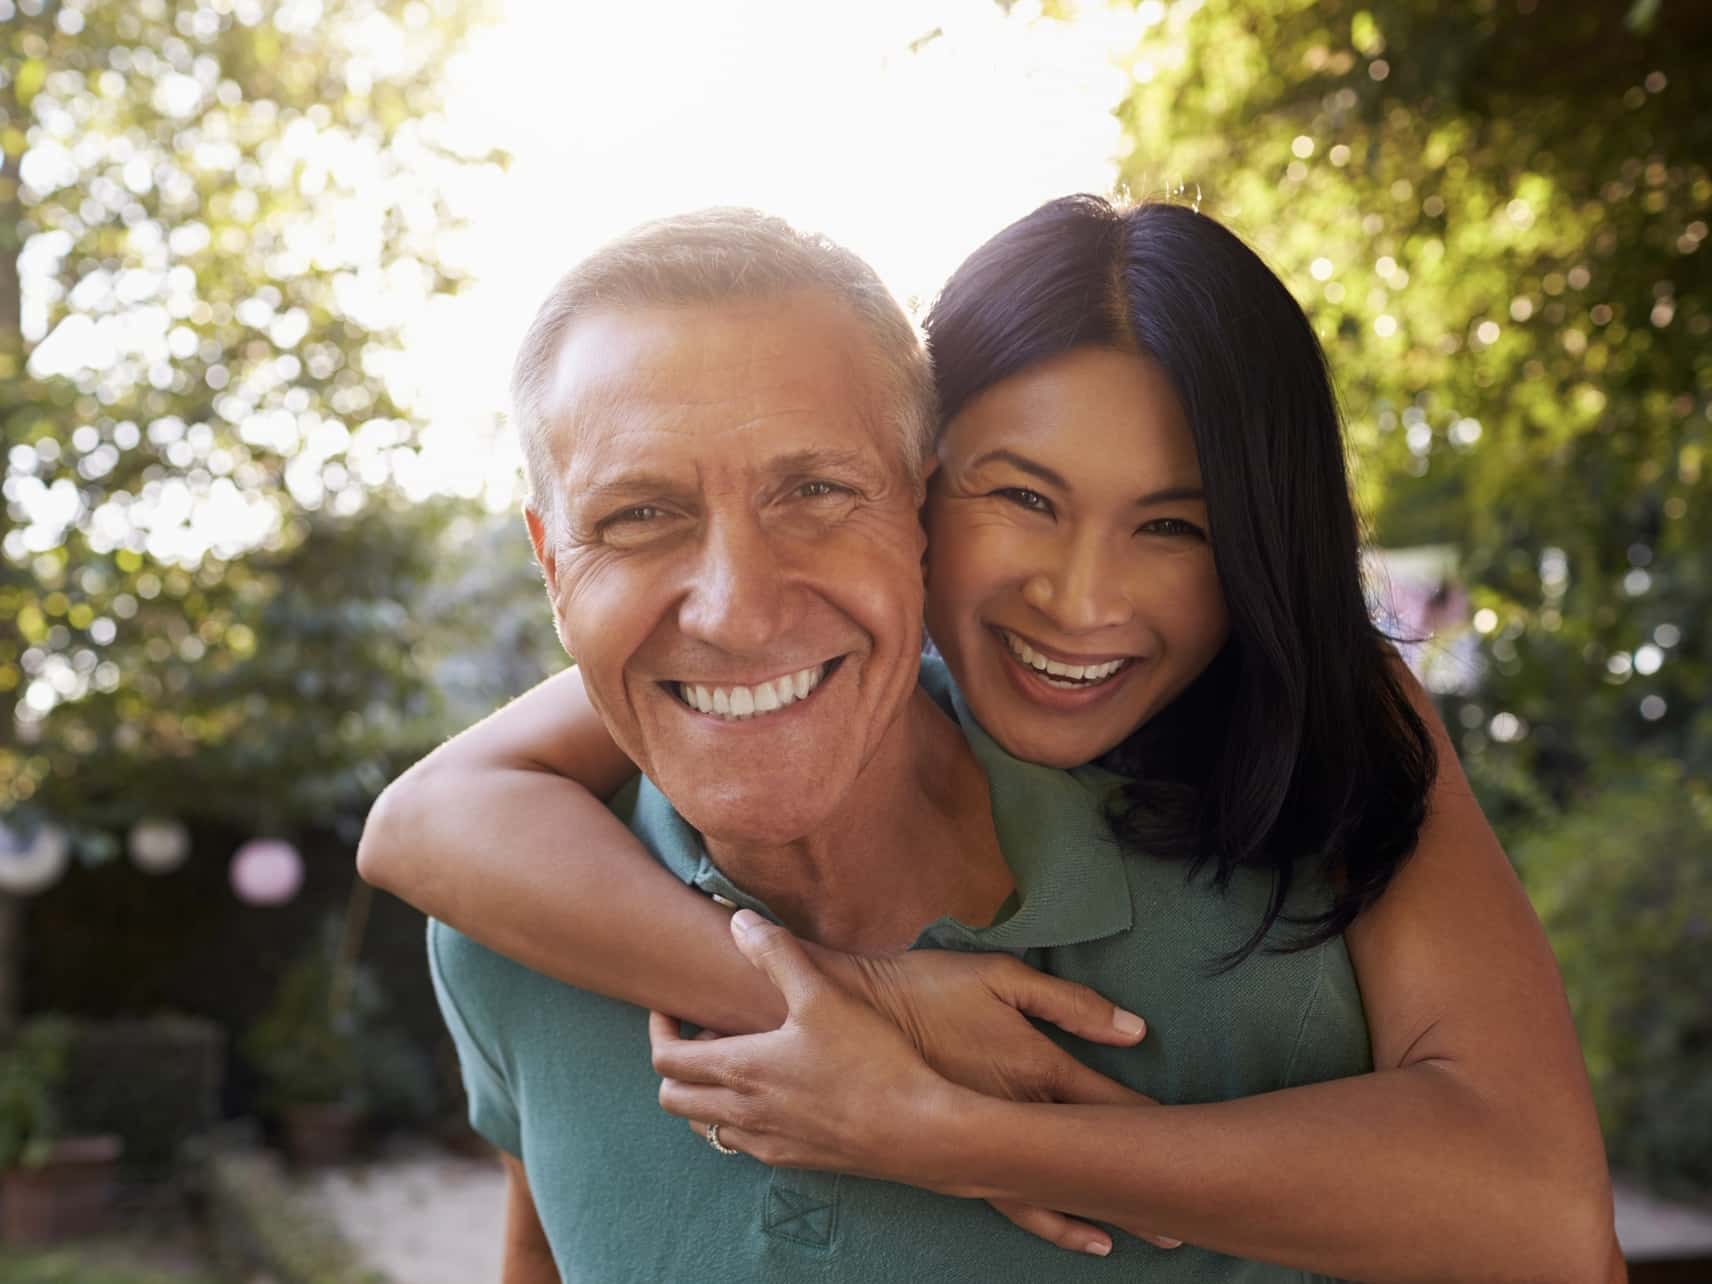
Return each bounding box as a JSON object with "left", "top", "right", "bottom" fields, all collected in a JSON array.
[{"left": 360, "top": 196, "right": 1616, "bottom": 1279}]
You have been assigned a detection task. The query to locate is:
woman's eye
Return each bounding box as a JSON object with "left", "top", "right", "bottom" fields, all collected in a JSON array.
[
  {"left": 994, "top": 487, "right": 1052, "bottom": 513},
  {"left": 1138, "top": 517, "right": 1206, "bottom": 540}
]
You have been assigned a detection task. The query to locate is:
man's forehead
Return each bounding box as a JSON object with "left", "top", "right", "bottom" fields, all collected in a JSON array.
[
  {"left": 548, "top": 293, "right": 868, "bottom": 411},
  {"left": 544, "top": 293, "right": 895, "bottom": 469}
]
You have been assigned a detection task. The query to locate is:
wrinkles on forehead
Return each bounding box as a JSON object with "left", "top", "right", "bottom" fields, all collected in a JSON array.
[{"left": 540, "top": 296, "right": 906, "bottom": 501}]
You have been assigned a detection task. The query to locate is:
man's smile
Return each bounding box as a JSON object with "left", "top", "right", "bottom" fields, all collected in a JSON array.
[{"left": 665, "top": 657, "right": 846, "bottom": 722}]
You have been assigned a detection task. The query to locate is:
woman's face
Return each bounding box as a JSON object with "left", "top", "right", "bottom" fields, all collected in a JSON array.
[{"left": 923, "top": 346, "right": 1229, "bottom": 768}]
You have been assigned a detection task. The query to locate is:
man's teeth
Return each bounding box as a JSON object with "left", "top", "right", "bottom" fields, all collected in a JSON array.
[
  {"left": 1003, "top": 632, "right": 1127, "bottom": 685},
  {"left": 678, "top": 665, "right": 825, "bottom": 721}
]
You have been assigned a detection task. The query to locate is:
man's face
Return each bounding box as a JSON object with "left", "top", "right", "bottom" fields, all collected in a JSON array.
[{"left": 526, "top": 290, "right": 928, "bottom": 847}]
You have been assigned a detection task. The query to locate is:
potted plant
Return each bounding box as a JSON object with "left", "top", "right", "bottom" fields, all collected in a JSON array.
[
  {"left": 0, "top": 1016, "right": 123, "bottom": 1244},
  {"left": 244, "top": 931, "right": 368, "bottom": 1166}
]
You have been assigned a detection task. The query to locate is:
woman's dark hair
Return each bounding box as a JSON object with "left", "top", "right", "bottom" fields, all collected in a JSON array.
[{"left": 923, "top": 194, "right": 1437, "bottom": 966}]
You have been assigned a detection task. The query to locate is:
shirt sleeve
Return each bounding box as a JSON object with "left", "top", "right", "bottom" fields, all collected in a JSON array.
[{"left": 427, "top": 919, "right": 524, "bottom": 1157}]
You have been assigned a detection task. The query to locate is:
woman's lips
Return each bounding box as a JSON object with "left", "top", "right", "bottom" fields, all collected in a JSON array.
[
  {"left": 992, "top": 628, "right": 1142, "bottom": 710},
  {"left": 998, "top": 628, "right": 1136, "bottom": 686}
]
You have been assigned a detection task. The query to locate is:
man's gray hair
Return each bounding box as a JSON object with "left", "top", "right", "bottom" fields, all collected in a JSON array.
[{"left": 512, "top": 207, "right": 937, "bottom": 529}]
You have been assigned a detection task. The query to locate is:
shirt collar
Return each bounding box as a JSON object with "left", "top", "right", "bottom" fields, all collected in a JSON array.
[{"left": 914, "top": 654, "right": 1133, "bottom": 952}]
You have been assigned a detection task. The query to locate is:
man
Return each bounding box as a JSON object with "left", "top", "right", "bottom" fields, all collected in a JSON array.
[{"left": 431, "top": 209, "right": 1078, "bottom": 1281}]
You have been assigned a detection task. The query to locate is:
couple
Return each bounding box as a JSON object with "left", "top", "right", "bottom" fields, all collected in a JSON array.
[{"left": 359, "top": 196, "right": 1618, "bottom": 1281}]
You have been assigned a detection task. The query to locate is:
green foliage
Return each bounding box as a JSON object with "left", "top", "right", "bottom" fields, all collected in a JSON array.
[
  {"left": 1101, "top": 0, "right": 1711, "bottom": 1190},
  {"left": 1112, "top": 0, "right": 1711, "bottom": 800},
  {"left": 0, "top": 1250, "right": 220, "bottom": 1284},
  {"left": 243, "top": 920, "right": 432, "bottom": 1122},
  {"left": 0, "top": 1017, "right": 74, "bottom": 1169},
  {"left": 1, "top": 0, "right": 501, "bottom": 836},
  {"left": 242, "top": 925, "right": 360, "bottom": 1111},
  {"left": 206, "top": 1148, "right": 383, "bottom": 1284},
  {"left": 58, "top": 1016, "right": 224, "bottom": 1174},
  {"left": 1517, "top": 759, "right": 1712, "bottom": 1195}
]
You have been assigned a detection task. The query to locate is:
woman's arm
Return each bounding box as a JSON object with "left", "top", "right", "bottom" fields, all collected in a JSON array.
[
  {"left": 651, "top": 675, "right": 1621, "bottom": 1283},
  {"left": 361, "top": 667, "right": 1164, "bottom": 1253},
  {"left": 357, "top": 665, "right": 788, "bottom": 1034}
]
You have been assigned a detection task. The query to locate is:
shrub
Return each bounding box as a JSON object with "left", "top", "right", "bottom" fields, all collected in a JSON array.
[
  {"left": 0, "top": 1018, "right": 75, "bottom": 1170},
  {"left": 1517, "top": 758, "right": 1712, "bottom": 1195},
  {"left": 58, "top": 1017, "right": 224, "bottom": 1177}
]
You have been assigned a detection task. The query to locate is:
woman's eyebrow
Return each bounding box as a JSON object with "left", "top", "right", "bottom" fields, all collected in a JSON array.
[
  {"left": 1135, "top": 485, "right": 1206, "bottom": 505},
  {"left": 971, "top": 449, "right": 1204, "bottom": 506},
  {"left": 968, "top": 448, "right": 1069, "bottom": 491}
]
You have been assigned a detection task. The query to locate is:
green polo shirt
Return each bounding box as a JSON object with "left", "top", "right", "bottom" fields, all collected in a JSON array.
[{"left": 430, "top": 655, "right": 1368, "bottom": 1282}]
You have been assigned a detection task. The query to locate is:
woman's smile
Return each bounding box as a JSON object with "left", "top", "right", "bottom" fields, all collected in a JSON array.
[{"left": 992, "top": 626, "right": 1142, "bottom": 710}]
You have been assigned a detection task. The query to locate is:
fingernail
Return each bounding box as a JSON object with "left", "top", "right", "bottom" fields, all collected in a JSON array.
[
  {"left": 1157, "top": 1237, "right": 1182, "bottom": 1249},
  {"left": 730, "top": 908, "right": 762, "bottom": 937},
  {"left": 1112, "top": 1008, "right": 1146, "bottom": 1037},
  {"left": 1084, "top": 1241, "right": 1112, "bottom": 1257}
]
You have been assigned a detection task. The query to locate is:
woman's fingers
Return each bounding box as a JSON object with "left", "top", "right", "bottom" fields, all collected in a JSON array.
[
  {"left": 648, "top": 1010, "right": 749, "bottom": 1084},
  {"left": 657, "top": 1073, "right": 741, "bottom": 1126},
  {"left": 729, "top": 909, "right": 825, "bottom": 1010},
  {"left": 988, "top": 1197, "right": 1114, "bottom": 1256},
  {"left": 995, "top": 959, "right": 1147, "bottom": 1047}
]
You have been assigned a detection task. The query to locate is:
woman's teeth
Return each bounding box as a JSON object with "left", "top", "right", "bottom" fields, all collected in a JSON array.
[
  {"left": 1003, "top": 632, "right": 1129, "bottom": 687},
  {"left": 677, "top": 664, "right": 826, "bottom": 720}
]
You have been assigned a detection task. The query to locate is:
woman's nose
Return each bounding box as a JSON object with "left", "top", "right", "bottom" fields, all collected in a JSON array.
[{"left": 1021, "top": 541, "right": 1133, "bottom": 634}]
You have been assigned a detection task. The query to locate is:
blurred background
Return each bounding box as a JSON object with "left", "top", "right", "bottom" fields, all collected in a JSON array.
[{"left": 1, "top": 0, "right": 1708, "bottom": 1279}]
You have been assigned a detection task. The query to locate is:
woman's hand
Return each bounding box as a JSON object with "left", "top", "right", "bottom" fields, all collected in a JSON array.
[
  {"left": 814, "top": 942, "right": 1150, "bottom": 1107},
  {"left": 651, "top": 911, "right": 1181, "bottom": 1256}
]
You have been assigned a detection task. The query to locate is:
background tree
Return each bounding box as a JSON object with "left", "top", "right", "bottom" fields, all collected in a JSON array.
[
  {"left": 1108, "top": 0, "right": 1710, "bottom": 1188},
  {"left": 1113, "top": 0, "right": 1710, "bottom": 813},
  {"left": 0, "top": 0, "right": 508, "bottom": 1027}
]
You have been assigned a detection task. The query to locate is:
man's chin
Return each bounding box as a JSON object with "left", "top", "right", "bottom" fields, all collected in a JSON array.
[{"left": 663, "top": 784, "right": 845, "bottom": 852}]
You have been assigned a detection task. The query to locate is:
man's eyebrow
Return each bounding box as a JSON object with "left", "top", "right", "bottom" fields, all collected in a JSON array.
[
  {"left": 574, "top": 473, "right": 693, "bottom": 503},
  {"left": 766, "top": 447, "right": 876, "bottom": 476},
  {"left": 571, "top": 449, "right": 878, "bottom": 503},
  {"left": 969, "top": 448, "right": 1204, "bottom": 505}
]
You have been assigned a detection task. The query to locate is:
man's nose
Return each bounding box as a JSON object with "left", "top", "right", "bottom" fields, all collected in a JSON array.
[
  {"left": 1021, "top": 534, "right": 1134, "bottom": 634},
  {"left": 677, "top": 514, "right": 789, "bottom": 654}
]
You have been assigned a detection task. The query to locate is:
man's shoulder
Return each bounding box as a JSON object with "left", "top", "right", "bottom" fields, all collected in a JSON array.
[{"left": 427, "top": 919, "right": 560, "bottom": 1025}]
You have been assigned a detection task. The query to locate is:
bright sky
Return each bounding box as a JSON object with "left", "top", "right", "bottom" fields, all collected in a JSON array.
[
  {"left": 12, "top": 0, "right": 1150, "bottom": 576},
  {"left": 398, "top": 0, "right": 1147, "bottom": 507},
  {"left": 8, "top": 0, "right": 1151, "bottom": 722}
]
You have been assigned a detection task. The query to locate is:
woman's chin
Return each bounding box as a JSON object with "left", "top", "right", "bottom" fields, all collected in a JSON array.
[{"left": 979, "top": 713, "right": 1117, "bottom": 771}]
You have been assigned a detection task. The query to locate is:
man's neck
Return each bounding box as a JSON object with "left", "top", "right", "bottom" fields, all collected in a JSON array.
[{"left": 701, "top": 688, "right": 1012, "bottom": 953}]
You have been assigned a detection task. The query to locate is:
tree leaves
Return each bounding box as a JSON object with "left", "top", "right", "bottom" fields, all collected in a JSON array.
[{"left": 2, "top": 0, "right": 502, "bottom": 837}]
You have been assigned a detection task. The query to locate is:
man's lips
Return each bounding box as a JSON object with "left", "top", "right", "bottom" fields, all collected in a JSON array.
[{"left": 661, "top": 657, "right": 845, "bottom": 721}]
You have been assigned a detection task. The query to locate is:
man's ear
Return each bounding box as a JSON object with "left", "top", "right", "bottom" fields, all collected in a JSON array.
[
  {"left": 525, "top": 505, "right": 577, "bottom": 658},
  {"left": 915, "top": 453, "right": 940, "bottom": 571},
  {"left": 524, "top": 504, "right": 558, "bottom": 592}
]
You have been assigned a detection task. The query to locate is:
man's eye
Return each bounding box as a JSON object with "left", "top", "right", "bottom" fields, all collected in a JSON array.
[
  {"left": 601, "top": 505, "right": 666, "bottom": 530},
  {"left": 994, "top": 487, "right": 1052, "bottom": 514},
  {"left": 796, "top": 480, "right": 850, "bottom": 500},
  {"left": 1138, "top": 517, "right": 1207, "bottom": 540}
]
